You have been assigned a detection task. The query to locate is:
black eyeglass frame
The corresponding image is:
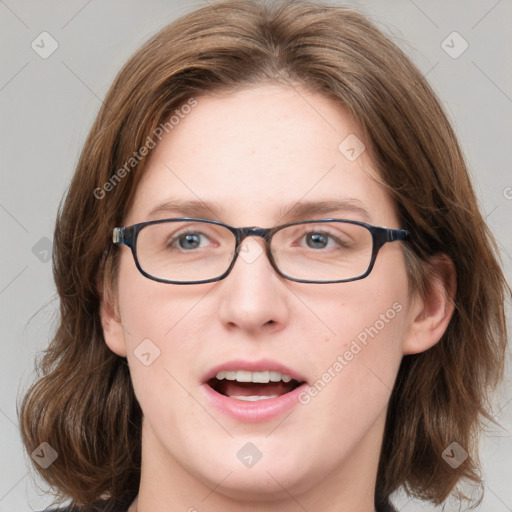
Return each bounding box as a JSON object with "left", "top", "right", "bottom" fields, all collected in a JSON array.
[{"left": 112, "top": 217, "right": 409, "bottom": 285}]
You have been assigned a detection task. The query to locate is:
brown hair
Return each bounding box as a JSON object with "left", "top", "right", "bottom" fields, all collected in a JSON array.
[{"left": 19, "top": 0, "right": 508, "bottom": 510}]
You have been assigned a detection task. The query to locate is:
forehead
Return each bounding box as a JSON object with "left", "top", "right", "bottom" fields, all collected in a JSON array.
[{"left": 125, "top": 84, "right": 398, "bottom": 228}]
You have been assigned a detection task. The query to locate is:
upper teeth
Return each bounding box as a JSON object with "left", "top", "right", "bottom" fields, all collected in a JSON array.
[{"left": 215, "top": 370, "right": 292, "bottom": 383}]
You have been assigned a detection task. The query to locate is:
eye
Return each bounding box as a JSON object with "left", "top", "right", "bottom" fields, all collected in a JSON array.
[
  {"left": 298, "top": 229, "right": 352, "bottom": 250},
  {"left": 304, "top": 232, "right": 329, "bottom": 249},
  {"left": 168, "top": 230, "right": 210, "bottom": 250}
]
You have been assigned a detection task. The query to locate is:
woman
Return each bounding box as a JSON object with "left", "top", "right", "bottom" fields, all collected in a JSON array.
[{"left": 19, "top": 1, "right": 508, "bottom": 511}]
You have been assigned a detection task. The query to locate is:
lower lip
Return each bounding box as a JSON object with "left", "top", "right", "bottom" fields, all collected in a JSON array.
[{"left": 201, "top": 382, "right": 308, "bottom": 423}]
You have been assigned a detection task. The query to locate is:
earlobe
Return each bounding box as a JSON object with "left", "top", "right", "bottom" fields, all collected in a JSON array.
[{"left": 403, "top": 254, "right": 456, "bottom": 355}]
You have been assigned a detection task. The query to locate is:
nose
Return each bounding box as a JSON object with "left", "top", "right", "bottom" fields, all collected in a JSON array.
[
  {"left": 217, "top": 236, "right": 290, "bottom": 333},
  {"left": 234, "top": 234, "right": 269, "bottom": 267}
]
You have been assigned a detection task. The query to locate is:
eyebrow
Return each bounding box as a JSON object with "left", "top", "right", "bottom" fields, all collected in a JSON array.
[{"left": 145, "top": 198, "right": 372, "bottom": 224}]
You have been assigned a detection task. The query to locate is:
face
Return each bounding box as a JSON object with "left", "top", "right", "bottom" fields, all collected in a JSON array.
[{"left": 102, "top": 84, "right": 427, "bottom": 504}]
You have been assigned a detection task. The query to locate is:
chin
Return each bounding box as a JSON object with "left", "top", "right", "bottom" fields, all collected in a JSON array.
[
  {"left": 202, "top": 467, "right": 306, "bottom": 502},
  {"left": 190, "top": 442, "right": 313, "bottom": 501}
]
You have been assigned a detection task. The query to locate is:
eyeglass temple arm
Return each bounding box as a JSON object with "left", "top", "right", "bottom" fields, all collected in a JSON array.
[
  {"left": 113, "top": 227, "right": 127, "bottom": 245},
  {"left": 387, "top": 228, "right": 408, "bottom": 241}
]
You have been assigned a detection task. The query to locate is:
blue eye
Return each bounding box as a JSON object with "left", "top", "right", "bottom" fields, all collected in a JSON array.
[{"left": 166, "top": 230, "right": 211, "bottom": 251}]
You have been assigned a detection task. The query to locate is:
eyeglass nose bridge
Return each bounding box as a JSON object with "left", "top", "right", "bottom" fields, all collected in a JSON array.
[
  {"left": 234, "top": 226, "right": 272, "bottom": 242},
  {"left": 228, "top": 226, "right": 278, "bottom": 269},
  {"left": 232, "top": 225, "right": 273, "bottom": 249}
]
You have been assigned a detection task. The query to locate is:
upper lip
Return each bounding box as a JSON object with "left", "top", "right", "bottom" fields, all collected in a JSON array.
[{"left": 202, "top": 358, "right": 308, "bottom": 384}]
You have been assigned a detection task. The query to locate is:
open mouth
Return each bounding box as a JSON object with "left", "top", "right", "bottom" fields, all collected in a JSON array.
[{"left": 207, "top": 370, "right": 305, "bottom": 401}]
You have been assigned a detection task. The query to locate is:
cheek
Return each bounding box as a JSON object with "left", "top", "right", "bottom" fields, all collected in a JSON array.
[
  {"left": 303, "top": 246, "right": 409, "bottom": 362},
  {"left": 116, "top": 247, "right": 208, "bottom": 341},
  {"left": 292, "top": 291, "right": 406, "bottom": 468},
  {"left": 114, "top": 253, "right": 200, "bottom": 401},
  {"left": 306, "top": 288, "right": 406, "bottom": 401},
  {"left": 297, "top": 249, "right": 409, "bottom": 422}
]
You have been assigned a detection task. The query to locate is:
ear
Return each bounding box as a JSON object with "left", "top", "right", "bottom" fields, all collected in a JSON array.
[
  {"left": 403, "top": 253, "right": 456, "bottom": 355},
  {"left": 98, "top": 269, "right": 127, "bottom": 358}
]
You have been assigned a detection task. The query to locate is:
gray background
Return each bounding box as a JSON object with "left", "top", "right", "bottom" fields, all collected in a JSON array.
[{"left": 1, "top": 0, "right": 511, "bottom": 510}]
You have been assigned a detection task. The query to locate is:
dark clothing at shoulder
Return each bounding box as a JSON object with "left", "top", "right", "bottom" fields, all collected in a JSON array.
[
  {"left": 40, "top": 499, "right": 128, "bottom": 512},
  {"left": 379, "top": 498, "right": 398, "bottom": 512}
]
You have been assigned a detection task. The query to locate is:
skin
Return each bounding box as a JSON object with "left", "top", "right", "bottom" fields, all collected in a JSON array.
[{"left": 100, "top": 84, "right": 455, "bottom": 512}]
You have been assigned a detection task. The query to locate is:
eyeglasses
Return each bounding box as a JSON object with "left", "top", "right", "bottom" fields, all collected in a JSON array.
[{"left": 112, "top": 217, "right": 408, "bottom": 285}]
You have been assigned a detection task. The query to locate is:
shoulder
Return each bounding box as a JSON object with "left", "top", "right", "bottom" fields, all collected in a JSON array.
[
  {"left": 38, "top": 507, "right": 76, "bottom": 512},
  {"left": 38, "top": 508, "right": 75, "bottom": 512},
  {"left": 38, "top": 508, "right": 84, "bottom": 512},
  {"left": 378, "top": 499, "right": 398, "bottom": 512},
  {"left": 375, "top": 493, "right": 398, "bottom": 512},
  {"left": 38, "top": 500, "right": 126, "bottom": 512}
]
